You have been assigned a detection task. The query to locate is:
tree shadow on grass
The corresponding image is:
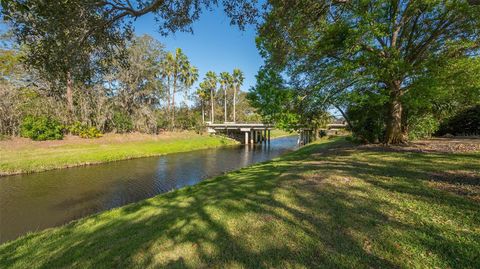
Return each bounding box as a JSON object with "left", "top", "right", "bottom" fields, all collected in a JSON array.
[{"left": 1, "top": 139, "right": 479, "bottom": 268}]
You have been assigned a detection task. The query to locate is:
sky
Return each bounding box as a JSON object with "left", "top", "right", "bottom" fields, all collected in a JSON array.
[{"left": 133, "top": 7, "right": 264, "bottom": 92}]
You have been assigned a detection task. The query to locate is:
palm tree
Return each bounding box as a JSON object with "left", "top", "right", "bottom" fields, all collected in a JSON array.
[
  {"left": 161, "top": 53, "right": 174, "bottom": 121},
  {"left": 205, "top": 71, "right": 217, "bottom": 123},
  {"left": 232, "top": 68, "right": 244, "bottom": 123},
  {"left": 220, "top": 72, "right": 232, "bottom": 123},
  {"left": 161, "top": 48, "right": 197, "bottom": 129},
  {"left": 182, "top": 64, "right": 199, "bottom": 110},
  {"left": 196, "top": 81, "right": 209, "bottom": 123}
]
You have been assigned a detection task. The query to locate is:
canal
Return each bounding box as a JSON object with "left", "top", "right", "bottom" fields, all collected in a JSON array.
[{"left": 0, "top": 136, "right": 298, "bottom": 244}]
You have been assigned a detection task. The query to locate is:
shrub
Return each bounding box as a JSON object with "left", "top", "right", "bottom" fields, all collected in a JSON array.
[
  {"left": 112, "top": 111, "right": 133, "bottom": 133},
  {"left": 67, "top": 121, "right": 84, "bottom": 136},
  {"left": 79, "top": 127, "right": 103, "bottom": 138},
  {"left": 436, "top": 105, "right": 480, "bottom": 136},
  {"left": 408, "top": 114, "right": 440, "bottom": 140},
  {"left": 20, "top": 115, "right": 64, "bottom": 141},
  {"left": 67, "top": 122, "right": 102, "bottom": 138},
  {"left": 347, "top": 101, "right": 386, "bottom": 143}
]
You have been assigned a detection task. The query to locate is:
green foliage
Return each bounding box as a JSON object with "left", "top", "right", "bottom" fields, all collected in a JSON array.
[
  {"left": 408, "top": 115, "right": 440, "bottom": 140},
  {"left": 161, "top": 48, "right": 199, "bottom": 129},
  {"left": 2, "top": 0, "right": 257, "bottom": 83},
  {"left": 193, "top": 123, "right": 206, "bottom": 134},
  {"left": 257, "top": 0, "right": 480, "bottom": 143},
  {"left": 67, "top": 121, "right": 102, "bottom": 138},
  {"left": 2, "top": 0, "right": 130, "bottom": 87},
  {"left": 346, "top": 93, "right": 387, "bottom": 144},
  {"left": 112, "top": 112, "right": 133, "bottom": 133},
  {"left": 404, "top": 57, "right": 480, "bottom": 138},
  {"left": 437, "top": 105, "right": 480, "bottom": 136},
  {"left": 247, "top": 68, "right": 299, "bottom": 128},
  {"left": 67, "top": 122, "right": 84, "bottom": 136},
  {"left": 79, "top": 127, "right": 103, "bottom": 139},
  {"left": 20, "top": 115, "right": 63, "bottom": 141},
  {"left": 175, "top": 109, "right": 201, "bottom": 130}
]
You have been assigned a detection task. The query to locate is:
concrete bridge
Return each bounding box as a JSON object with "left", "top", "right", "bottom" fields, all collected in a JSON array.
[
  {"left": 207, "top": 123, "right": 274, "bottom": 144},
  {"left": 206, "top": 122, "right": 314, "bottom": 145}
]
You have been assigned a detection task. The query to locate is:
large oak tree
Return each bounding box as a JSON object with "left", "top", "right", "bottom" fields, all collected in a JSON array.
[{"left": 257, "top": 0, "right": 480, "bottom": 143}]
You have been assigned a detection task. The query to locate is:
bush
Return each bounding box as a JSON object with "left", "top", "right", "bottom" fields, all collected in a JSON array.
[
  {"left": 408, "top": 114, "right": 440, "bottom": 140},
  {"left": 20, "top": 115, "right": 64, "bottom": 141},
  {"left": 67, "top": 121, "right": 84, "bottom": 136},
  {"left": 347, "top": 100, "right": 386, "bottom": 143},
  {"left": 112, "top": 111, "right": 133, "bottom": 133},
  {"left": 79, "top": 127, "right": 102, "bottom": 138},
  {"left": 67, "top": 122, "right": 102, "bottom": 138},
  {"left": 436, "top": 105, "right": 480, "bottom": 136}
]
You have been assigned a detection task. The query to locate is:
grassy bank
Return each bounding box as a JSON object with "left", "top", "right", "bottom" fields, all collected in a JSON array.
[
  {"left": 269, "top": 129, "right": 295, "bottom": 138},
  {"left": 1, "top": 138, "right": 479, "bottom": 268},
  {"left": 0, "top": 132, "right": 237, "bottom": 175}
]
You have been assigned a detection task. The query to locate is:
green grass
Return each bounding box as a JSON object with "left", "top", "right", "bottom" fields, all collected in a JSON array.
[
  {"left": 269, "top": 129, "right": 295, "bottom": 138},
  {"left": 1, "top": 138, "right": 479, "bottom": 268},
  {"left": 0, "top": 134, "right": 236, "bottom": 175}
]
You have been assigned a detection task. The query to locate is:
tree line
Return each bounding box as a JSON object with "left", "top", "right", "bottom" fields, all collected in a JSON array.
[{"left": 0, "top": 33, "right": 257, "bottom": 139}]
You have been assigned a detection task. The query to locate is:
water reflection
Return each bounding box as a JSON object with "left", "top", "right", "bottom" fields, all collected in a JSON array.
[{"left": 0, "top": 136, "right": 298, "bottom": 243}]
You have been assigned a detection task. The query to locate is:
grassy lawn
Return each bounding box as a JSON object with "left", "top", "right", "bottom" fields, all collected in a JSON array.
[
  {"left": 0, "top": 132, "right": 236, "bottom": 175},
  {"left": 1, "top": 137, "right": 479, "bottom": 268}
]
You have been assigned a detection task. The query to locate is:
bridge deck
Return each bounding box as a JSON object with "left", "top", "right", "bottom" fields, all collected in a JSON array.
[
  {"left": 206, "top": 123, "right": 274, "bottom": 144},
  {"left": 206, "top": 123, "right": 274, "bottom": 131}
]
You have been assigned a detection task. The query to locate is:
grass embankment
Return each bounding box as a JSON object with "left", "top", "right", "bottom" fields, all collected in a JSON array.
[
  {"left": 1, "top": 138, "right": 480, "bottom": 268},
  {"left": 269, "top": 129, "right": 295, "bottom": 138},
  {"left": 0, "top": 132, "right": 236, "bottom": 175}
]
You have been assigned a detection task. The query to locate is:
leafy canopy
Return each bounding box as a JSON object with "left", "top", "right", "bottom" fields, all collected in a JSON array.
[
  {"left": 1, "top": 0, "right": 259, "bottom": 84},
  {"left": 256, "top": 0, "right": 480, "bottom": 142}
]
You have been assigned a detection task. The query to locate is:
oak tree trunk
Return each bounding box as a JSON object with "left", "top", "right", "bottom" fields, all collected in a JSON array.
[{"left": 385, "top": 81, "right": 406, "bottom": 144}]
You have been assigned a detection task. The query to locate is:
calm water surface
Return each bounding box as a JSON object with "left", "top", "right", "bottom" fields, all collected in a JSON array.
[{"left": 0, "top": 136, "right": 298, "bottom": 243}]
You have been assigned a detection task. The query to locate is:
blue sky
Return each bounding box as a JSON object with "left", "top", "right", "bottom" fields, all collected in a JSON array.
[{"left": 133, "top": 7, "right": 263, "bottom": 92}]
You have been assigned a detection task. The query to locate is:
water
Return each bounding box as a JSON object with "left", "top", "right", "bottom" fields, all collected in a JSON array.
[{"left": 0, "top": 136, "right": 298, "bottom": 244}]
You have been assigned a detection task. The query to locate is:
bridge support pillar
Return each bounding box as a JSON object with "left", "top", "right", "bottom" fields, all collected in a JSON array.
[
  {"left": 244, "top": 131, "right": 249, "bottom": 145},
  {"left": 267, "top": 130, "right": 271, "bottom": 143},
  {"left": 250, "top": 130, "right": 254, "bottom": 144}
]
